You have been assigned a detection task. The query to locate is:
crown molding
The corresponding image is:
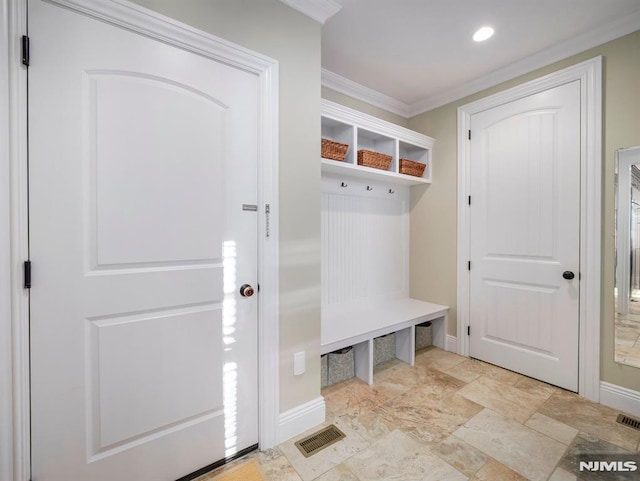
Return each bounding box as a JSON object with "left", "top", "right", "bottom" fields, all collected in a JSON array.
[
  {"left": 279, "top": 0, "right": 341, "bottom": 24},
  {"left": 408, "top": 9, "right": 640, "bottom": 116},
  {"left": 321, "top": 68, "right": 411, "bottom": 118},
  {"left": 322, "top": 9, "right": 640, "bottom": 118}
]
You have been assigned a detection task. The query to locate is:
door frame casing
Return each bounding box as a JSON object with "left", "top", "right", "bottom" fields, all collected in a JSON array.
[
  {"left": 457, "top": 57, "right": 602, "bottom": 401},
  {"left": 1, "top": 1, "right": 280, "bottom": 480}
]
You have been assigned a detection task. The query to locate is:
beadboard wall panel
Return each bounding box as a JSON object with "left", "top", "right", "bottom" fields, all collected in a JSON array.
[{"left": 321, "top": 175, "right": 409, "bottom": 313}]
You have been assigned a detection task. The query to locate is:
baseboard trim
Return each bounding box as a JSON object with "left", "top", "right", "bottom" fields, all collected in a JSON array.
[
  {"left": 278, "top": 396, "right": 326, "bottom": 444},
  {"left": 446, "top": 335, "right": 457, "bottom": 354},
  {"left": 600, "top": 381, "right": 640, "bottom": 418}
]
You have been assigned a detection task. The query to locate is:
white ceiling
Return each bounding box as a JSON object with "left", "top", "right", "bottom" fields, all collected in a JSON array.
[{"left": 321, "top": 0, "right": 640, "bottom": 116}]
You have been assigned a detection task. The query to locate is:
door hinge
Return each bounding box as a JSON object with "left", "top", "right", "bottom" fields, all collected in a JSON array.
[
  {"left": 468, "top": 195, "right": 471, "bottom": 206},
  {"left": 468, "top": 130, "right": 471, "bottom": 140},
  {"left": 467, "top": 326, "right": 471, "bottom": 336},
  {"left": 468, "top": 261, "right": 471, "bottom": 271},
  {"left": 24, "top": 260, "right": 31, "bottom": 289},
  {"left": 21, "top": 35, "right": 30, "bottom": 67}
]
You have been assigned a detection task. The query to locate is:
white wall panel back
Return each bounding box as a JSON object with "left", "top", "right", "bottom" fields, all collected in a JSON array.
[
  {"left": 321, "top": 175, "right": 409, "bottom": 312},
  {"left": 322, "top": 192, "right": 367, "bottom": 305}
]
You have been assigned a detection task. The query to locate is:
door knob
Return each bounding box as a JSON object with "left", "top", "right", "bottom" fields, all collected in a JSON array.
[
  {"left": 562, "top": 271, "right": 575, "bottom": 280},
  {"left": 240, "top": 284, "right": 255, "bottom": 297}
]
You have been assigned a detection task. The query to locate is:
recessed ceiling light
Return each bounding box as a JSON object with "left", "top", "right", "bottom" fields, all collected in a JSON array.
[{"left": 473, "top": 26, "right": 494, "bottom": 42}]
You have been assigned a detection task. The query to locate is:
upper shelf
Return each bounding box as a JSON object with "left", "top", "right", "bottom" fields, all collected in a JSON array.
[
  {"left": 321, "top": 159, "right": 430, "bottom": 186},
  {"left": 321, "top": 99, "right": 435, "bottom": 185}
]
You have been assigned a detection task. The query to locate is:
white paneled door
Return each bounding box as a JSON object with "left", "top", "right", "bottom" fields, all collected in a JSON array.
[
  {"left": 469, "top": 81, "right": 581, "bottom": 391},
  {"left": 29, "top": 1, "right": 259, "bottom": 479}
]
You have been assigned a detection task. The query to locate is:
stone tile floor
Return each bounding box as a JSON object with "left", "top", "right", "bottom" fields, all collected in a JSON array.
[{"left": 198, "top": 347, "right": 640, "bottom": 481}]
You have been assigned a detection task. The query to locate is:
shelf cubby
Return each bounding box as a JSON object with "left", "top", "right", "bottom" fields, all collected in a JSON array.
[
  {"left": 321, "top": 116, "right": 355, "bottom": 164},
  {"left": 399, "top": 140, "right": 430, "bottom": 180},
  {"left": 321, "top": 99, "right": 435, "bottom": 186}
]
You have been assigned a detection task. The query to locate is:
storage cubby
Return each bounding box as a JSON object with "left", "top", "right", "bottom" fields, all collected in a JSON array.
[
  {"left": 399, "top": 140, "right": 430, "bottom": 180},
  {"left": 374, "top": 333, "right": 396, "bottom": 365},
  {"left": 321, "top": 116, "right": 355, "bottom": 164},
  {"left": 356, "top": 127, "right": 396, "bottom": 172},
  {"left": 320, "top": 99, "right": 435, "bottom": 186},
  {"left": 320, "top": 307, "right": 448, "bottom": 385}
]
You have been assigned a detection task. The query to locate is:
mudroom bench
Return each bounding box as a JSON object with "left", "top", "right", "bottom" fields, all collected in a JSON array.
[{"left": 321, "top": 299, "right": 449, "bottom": 385}]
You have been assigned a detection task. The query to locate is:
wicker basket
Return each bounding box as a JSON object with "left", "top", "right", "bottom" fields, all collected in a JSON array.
[
  {"left": 357, "top": 149, "right": 392, "bottom": 171},
  {"left": 399, "top": 158, "right": 426, "bottom": 177},
  {"left": 321, "top": 138, "right": 349, "bottom": 161}
]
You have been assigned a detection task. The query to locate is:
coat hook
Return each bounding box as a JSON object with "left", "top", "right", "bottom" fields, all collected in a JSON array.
[
  {"left": 341, "top": 182, "right": 348, "bottom": 188},
  {"left": 366, "top": 186, "right": 373, "bottom": 191},
  {"left": 388, "top": 189, "right": 395, "bottom": 194}
]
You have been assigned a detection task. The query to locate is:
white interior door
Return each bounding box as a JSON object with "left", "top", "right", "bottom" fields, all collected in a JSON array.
[
  {"left": 469, "top": 81, "right": 581, "bottom": 391},
  {"left": 29, "top": 1, "right": 259, "bottom": 479}
]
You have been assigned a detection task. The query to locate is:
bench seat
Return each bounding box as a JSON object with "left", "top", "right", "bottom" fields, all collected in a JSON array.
[{"left": 321, "top": 298, "right": 449, "bottom": 384}]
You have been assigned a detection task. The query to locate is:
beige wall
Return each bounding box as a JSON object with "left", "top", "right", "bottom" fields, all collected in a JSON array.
[
  {"left": 408, "top": 30, "right": 640, "bottom": 392},
  {"left": 322, "top": 87, "right": 409, "bottom": 127},
  {"left": 131, "top": 0, "right": 322, "bottom": 412}
]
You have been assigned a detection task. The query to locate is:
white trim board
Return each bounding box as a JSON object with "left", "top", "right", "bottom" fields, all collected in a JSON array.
[
  {"left": 600, "top": 382, "right": 640, "bottom": 419},
  {"left": 322, "top": 69, "right": 412, "bottom": 118},
  {"left": 456, "top": 57, "right": 602, "bottom": 402},
  {"left": 321, "top": 10, "right": 640, "bottom": 118},
  {"left": 278, "top": 396, "right": 326, "bottom": 444},
  {"left": 2, "top": 1, "right": 29, "bottom": 480},
  {"left": 3, "top": 1, "right": 280, "bottom": 479},
  {"left": 0, "top": 1, "right": 18, "bottom": 479},
  {"left": 410, "top": 9, "right": 640, "bottom": 115}
]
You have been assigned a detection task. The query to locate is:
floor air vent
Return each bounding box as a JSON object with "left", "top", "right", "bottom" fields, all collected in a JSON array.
[
  {"left": 294, "top": 424, "right": 346, "bottom": 458},
  {"left": 617, "top": 414, "right": 640, "bottom": 431}
]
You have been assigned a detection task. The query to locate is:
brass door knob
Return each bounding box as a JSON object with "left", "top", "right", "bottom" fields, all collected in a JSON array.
[{"left": 240, "top": 284, "right": 255, "bottom": 297}]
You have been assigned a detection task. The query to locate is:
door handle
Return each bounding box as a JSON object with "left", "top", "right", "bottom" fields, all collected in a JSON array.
[
  {"left": 240, "top": 284, "right": 255, "bottom": 297},
  {"left": 562, "top": 271, "right": 575, "bottom": 280}
]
